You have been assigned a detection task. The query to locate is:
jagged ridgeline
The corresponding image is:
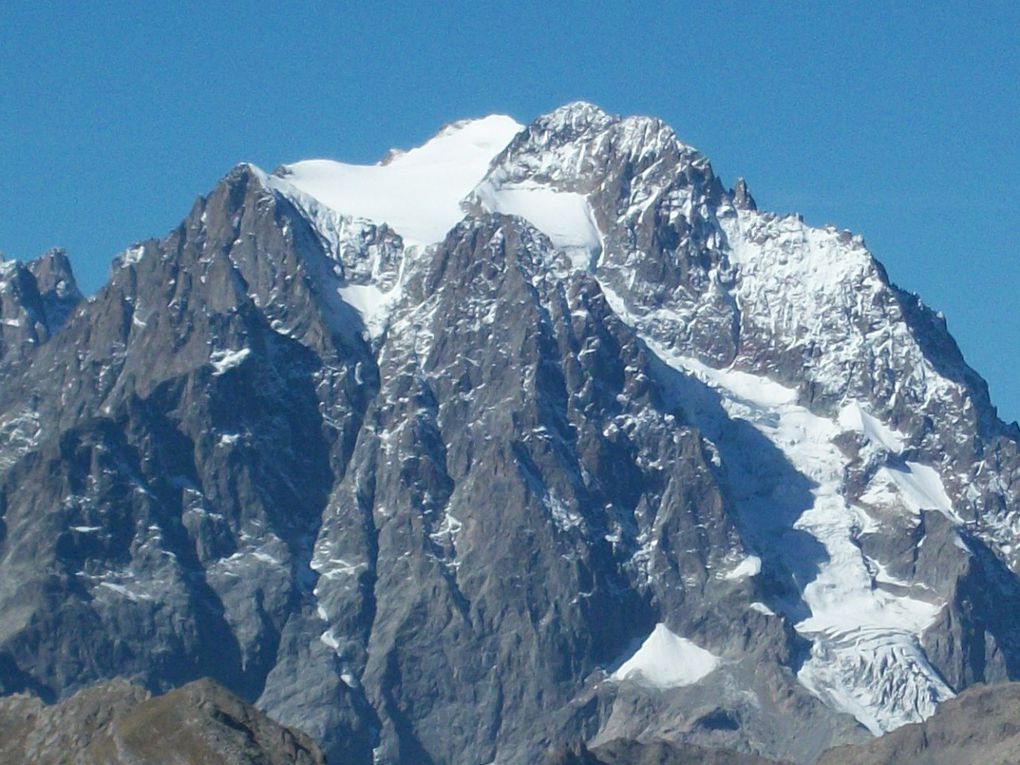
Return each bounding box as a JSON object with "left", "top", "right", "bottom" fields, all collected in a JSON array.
[{"left": 1, "top": 103, "right": 1019, "bottom": 765}]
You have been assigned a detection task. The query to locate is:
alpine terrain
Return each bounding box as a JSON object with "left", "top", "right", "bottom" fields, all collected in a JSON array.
[{"left": 1, "top": 103, "right": 1019, "bottom": 764}]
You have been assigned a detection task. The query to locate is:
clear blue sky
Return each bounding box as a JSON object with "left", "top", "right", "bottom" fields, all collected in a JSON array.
[{"left": 2, "top": 2, "right": 1018, "bottom": 421}]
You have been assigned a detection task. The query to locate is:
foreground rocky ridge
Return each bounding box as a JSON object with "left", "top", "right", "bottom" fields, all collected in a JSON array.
[
  {"left": 0, "top": 103, "right": 1018, "bottom": 764},
  {"left": 0, "top": 677, "right": 324, "bottom": 764}
]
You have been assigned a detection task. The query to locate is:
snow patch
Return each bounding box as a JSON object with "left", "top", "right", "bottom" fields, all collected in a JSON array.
[
  {"left": 210, "top": 348, "right": 251, "bottom": 375},
  {"left": 338, "top": 283, "right": 397, "bottom": 341},
  {"left": 274, "top": 115, "right": 523, "bottom": 245},
  {"left": 119, "top": 245, "right": 145, "bottom": 267},
  {"left": 612, "top": 623, "right": 720, "bottom": 688},
  {"left": 884, "top": 462, "right": 956, "bottom": 518},
  {"left": 320, "top": 630, "right": 340, "bottom": 651},
  {"left": 546, "top": 492, "right": 583, "bottom": 533},
  {"left": 472, "top": 180, "right": 602, "bottom": 269},
  {"left": 724, "top": 555, "right": 762, "bottom": 580},
  {"left": 666, "top": 354, "right": 797, "bottom": 408},
  {"left": 838, "top": 402, "right": 905, "bottom": 453}
]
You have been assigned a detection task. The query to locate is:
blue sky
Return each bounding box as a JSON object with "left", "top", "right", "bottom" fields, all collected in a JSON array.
[{"left": 2, "top": 2, "right": 1018, "bottom": 420}]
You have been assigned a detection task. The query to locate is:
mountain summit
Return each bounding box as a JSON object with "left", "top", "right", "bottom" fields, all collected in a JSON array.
[{"left": 0, "top": 104, "right": 1018, "bottom": 764}]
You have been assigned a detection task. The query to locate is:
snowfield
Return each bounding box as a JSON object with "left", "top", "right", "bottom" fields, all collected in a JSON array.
[{"left": 273, "top": 115, "right": 523, "bottom": 246}]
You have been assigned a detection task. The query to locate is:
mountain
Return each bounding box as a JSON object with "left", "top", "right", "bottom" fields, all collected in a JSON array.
[
  {"left": 1, "top": 102, "right": 1019, "bottom": 764},
  {"left": 0, "top": 677, "right": 324, "bottom": 764}
]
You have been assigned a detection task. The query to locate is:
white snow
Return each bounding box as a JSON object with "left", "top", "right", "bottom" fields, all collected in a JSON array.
[
  {"left": 546, "top": 492, "right": 583, "bottom": 533},
  {"left": 320, "top": 629, "right": 340, "bottom": 651},
  {"left": 472, "top": 180, "right": 602, "bottom": 268},
  {"left": 209, "top": 348, "right": 251, "bottom": 375},
  {"left": 884, "top": 462, "right": 956, "bottom": 517},
  {"left": 338, "top": 283, "right": 395, "bottom": 341},
  {"left": 428, "top": 513, "right": 463, "bottom": 545},
  {"left": 612, "top": 623, "right": 720, "bottom": 688},
  {"left": 310, "top": 554, "right": 364, "bottom": 580},
  {"left": 719, "top": 209, "right": 964, "bottom": 415},
  {"left": 119, "top": 245, "right": 145, "bottom": 266},
  {"left": 275, "top": 115, "right": 523, "bottom": 245},
  {"left": 724, "top": 554, "right": 762, "bottom": 580},
  {"left": 674, "top": 355, "right": 797, "bottom": 408},
  {"left": 97, "top": 582, "right": 152, "bottom": 602},
  {"left": 838, "top": 402, "right": 905, "bottom": 453}
]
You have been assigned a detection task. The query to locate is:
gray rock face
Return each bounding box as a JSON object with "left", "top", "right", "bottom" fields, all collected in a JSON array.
[
  {"left": 0, "top": 677, "right": 325, "bottom": 764},
  {"left": 0, "top": 248, "right": 82, "bottom": 367},
  {"left": 1, "top": 103, "right": 1020, "bottom": 764}
]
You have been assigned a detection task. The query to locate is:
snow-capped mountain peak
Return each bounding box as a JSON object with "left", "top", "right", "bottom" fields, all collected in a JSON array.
[{"left": 2, "top": 103, "right": 1020, "bottom": 765}]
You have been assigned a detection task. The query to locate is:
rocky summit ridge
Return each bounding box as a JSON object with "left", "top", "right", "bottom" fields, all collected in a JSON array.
[{"left": 1, "top": 102, "right": 1019, "bottom": 764}]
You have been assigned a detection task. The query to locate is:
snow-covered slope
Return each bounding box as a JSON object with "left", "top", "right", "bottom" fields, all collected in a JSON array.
[
  {"left": 274, "top": 115, "right": 523, "bottom": 245},
  {"left": 665, "top": 354, "right": 955, "bottom": 734}
]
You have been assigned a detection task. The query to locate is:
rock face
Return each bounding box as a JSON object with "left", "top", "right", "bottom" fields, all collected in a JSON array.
[
  {"left": 0, "top": 677, "right": 325, "bottom": 764},
  {"left": 1, "top": 103, "right": 1020, "bottom": 764},
  {"left": 0, "top": 247, "right": 81, "bottom": 368}
]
